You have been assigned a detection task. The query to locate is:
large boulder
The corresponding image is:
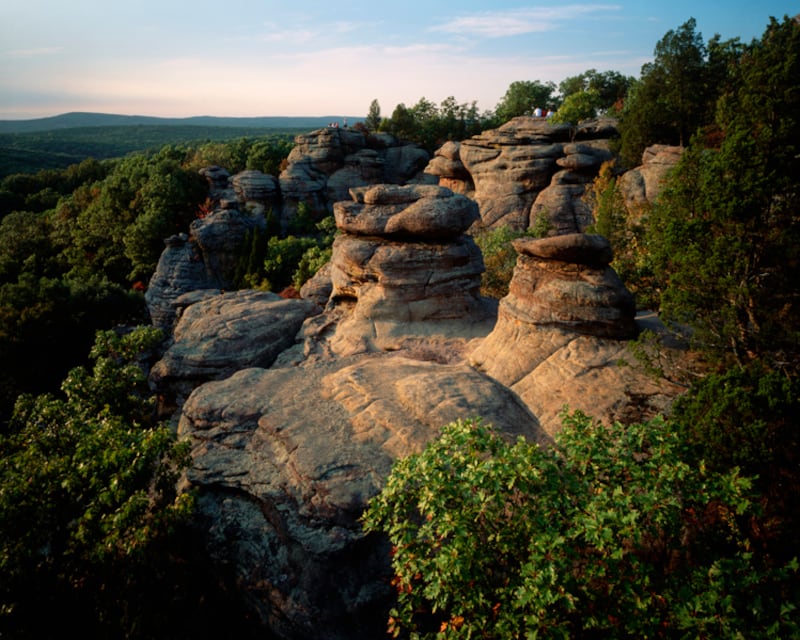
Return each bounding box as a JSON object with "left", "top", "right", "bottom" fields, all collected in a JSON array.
[
  {"left": 279, "top": 127, "right": 430, "bottom": 229},
  {"left": 178, "top": 352, "right": 547, "bottom": 640},
  {"left": 149, "top": 290, "right": 321, "bottom": 412},
  {"left": 310, "top": 184, "right": 496, "bottom": 355}
]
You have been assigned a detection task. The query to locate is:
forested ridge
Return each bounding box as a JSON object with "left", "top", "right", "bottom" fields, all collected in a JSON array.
[{"left": 1, "top": 14, "right": 798, "bottom": 639}]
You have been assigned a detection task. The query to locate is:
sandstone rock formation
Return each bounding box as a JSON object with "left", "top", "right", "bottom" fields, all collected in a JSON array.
[
  {"left": 199, "top": 165, "right": 281, "bottom": 214},
  {"left": 618, "top": 143, "right": 683, "bottom": 209},
  {"left": 279, "top": 127, "right": 430, "bottom": 229},
  {"left": 162, "top": 189, "right": 684, "bottom": 638},
  {"left": 178, "top": 353, "right": 546, "bottom": 639},
  {"left": 304, "top": 183, "right": 496, "bottom": 356},
  {"left": 145, "top": 206, "right": 266, "bottom": 333},
  {"left": 146, "top": 166, "right": 284, "bottom": 333},
  {"left": 426, "top": 116, "right": 620, "bottom": 233},
  {"left": 470, "top": 233, "right": 679, "bottom": 435},
  {"left": 149, "top": 290, "right": 320, "bottom": 413},
  {"left": 142, "top": 124, "right": 690, "bottom": 640}
]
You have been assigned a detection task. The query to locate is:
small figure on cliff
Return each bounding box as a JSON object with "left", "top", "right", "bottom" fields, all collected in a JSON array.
[{"left": 533, "top": 106, "right": 543, "bottom": 117}]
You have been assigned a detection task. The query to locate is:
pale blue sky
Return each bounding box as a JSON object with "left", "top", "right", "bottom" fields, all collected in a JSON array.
[{"left": 0, "top": 1, "right": 796, "bottom": 119}]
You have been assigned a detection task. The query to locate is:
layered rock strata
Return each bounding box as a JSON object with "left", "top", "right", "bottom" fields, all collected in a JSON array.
[
  {"left": 471, "top": 233, "right": 679, "bottom": 434},
  {"left": 178, "top": 354, "right": 546, "bottom": 640},
  {"left": 279, "top": 127, "right": 430, "bottom": 229},
  {"left": 145, "top": 206, "right": 266, "bottom": 333},
  {"left": 149, "top": 290, "right": 320, "bottom": 413},
  {"left": 618, "top": 143, "right": 683, "bottom": 208},
  {"left": 426, "top": 116, "right": 620, "bottom": 232},
  {"left": 304, "top": 183, "right": 496, "bottom": 356}
]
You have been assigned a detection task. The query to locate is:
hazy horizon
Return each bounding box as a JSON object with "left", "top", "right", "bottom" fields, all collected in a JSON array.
[{"left": 1, "top": 1, "right": 795, "bottom": 121}]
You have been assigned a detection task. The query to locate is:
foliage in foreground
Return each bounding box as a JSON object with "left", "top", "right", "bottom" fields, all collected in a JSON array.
[
  {"left": 0, "top": 327, "right": 195, "bottom": 637},
  {"left": 363, "top": 414, "right": 799, "bottom": 639}
]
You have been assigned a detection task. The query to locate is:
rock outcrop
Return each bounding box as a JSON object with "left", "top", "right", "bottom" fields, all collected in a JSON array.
[
  {"left": 470, "top": 233, "right": 678, "bottom": 434},
  {"left": 618, "top": 143, "right": 683, "bottom": 209},
  {"left": 149, "top": 290, "right": 320, "bottom": 413},
  {"left": 279, "top": 127, "right": 431, "bottom": 229},
  {"left": 142, "top": 124, "right": 691, "bottom": 640},
  {"left": 145, "top": 206, "right": 266, "bottom": 333},
  {"left": 426, "top": 116, "right": 620, "bottom": 233},
  {"left": 162, "top": 184, "right": 686, "bottom": 638},
  {"left": 303, "top": 183, "right": 496, "bottom": 356},
  {"left": 178, "top": 354, "right": 546, "bottom": 640}
]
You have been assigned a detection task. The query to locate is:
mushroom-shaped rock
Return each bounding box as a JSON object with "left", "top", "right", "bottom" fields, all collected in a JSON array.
[
  {"left": 502, "top": 234, "right": 636, "bottom": 338},
  {"left": 302, "top": 185, "right": 494, "bottom": 356},
  {"left": 470, "top": 233, "right": 637, "bottom": 390},
  {"left": 334, "top": 184, "right": 479, "bottom": 240}
]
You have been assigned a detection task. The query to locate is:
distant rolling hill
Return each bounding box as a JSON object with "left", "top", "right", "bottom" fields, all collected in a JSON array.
[
  {"left": 0, "top": 111, "right": 361, "bottom": 134},
  {"left": 0, "top": 112, "right": 362, "bottom": 178}
]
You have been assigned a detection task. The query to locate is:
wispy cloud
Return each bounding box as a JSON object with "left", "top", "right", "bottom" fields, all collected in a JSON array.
[
  {"left": 256, "top": 19, "right": 372, "bottom": 45},
  {"left": 4, "top": 46, "right": 63, "bottom": 59},
  {"left": 432, "top": 4, "right": 623, "bottom": 38}
]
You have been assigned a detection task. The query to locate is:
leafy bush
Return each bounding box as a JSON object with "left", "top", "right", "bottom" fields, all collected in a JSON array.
[
  {"left": 362, "top": 414, "right": 799, "bottom": 639},
  {"left": 473, "top": 225, "right": 534, "bottom": 299},
  {"left": 0, "top": 327, "right": 194, "bottom": 636},
  {"left": 672, "top": 363, "right": 800, "bottom": 554}
]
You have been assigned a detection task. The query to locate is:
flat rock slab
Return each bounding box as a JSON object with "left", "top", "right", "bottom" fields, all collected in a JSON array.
[{"left": 178, "top": 352, "right": 546, "bottom": 639}]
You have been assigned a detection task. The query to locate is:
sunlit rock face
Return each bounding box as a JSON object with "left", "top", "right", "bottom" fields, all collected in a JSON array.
[
  {"left": 306, "top": 183, "right": 497, "bottom": 356},
  {"left": 144, "top": 128, "right": 690, "bottom": 640},
  {"left": 279, "top": 127, "right": 431, "bottom": 230},
  {"left": 427, "top": 116, "right": 620, "bottom": 233}
]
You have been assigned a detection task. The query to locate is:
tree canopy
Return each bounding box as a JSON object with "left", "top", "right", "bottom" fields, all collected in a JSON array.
[
  {"left": 617, "top": 18, "right": 742, "bottom": 165},
  {"left": 494, "top": 80, "right": 557, "bottom": 121}
]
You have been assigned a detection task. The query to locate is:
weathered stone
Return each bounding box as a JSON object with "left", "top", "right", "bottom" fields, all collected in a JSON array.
[
  {"left": 514, "top": 232, "right": 614, "bottom": 265},
  {"left": 334, "top": 184, "right": 478, "bottom": 239},
  {"left": 618, "top": 143, "right": 682, "bottom": 207},
  {"left": 530, "top": 180, "right": 595, "bottom": 235},
  {"left": 299, "top": 261, "right": 333, "bottom": 308},
  {"left": 278, "top": 127, "right": 431, "bottom": 227},
  {"left": 427, "top": 117, "right": 619, "bottom": 231},
  {"left": 423, "top": 140, "right": 474, "bottom": 194},
  {"left": 178, "top": 352, "right": 547, "bottom": 639},
  {"left": 504, "top": 234, "right": 636, "bottom": 338},
  {"left": 231, "top": 169, "right": 280, "bottom": 215},
  {"left": 145, "top": 235, "right": 213, "bottom": 332},
  {"left": 142, "top": 126, "right": 695, "bottom": 640},
  {"left": 149, "top": 290, "right": 321, "bottom": 411},
  {"left": 313, "top": 185, "right": 494, "bottom": 355},
  {"left": 470, "top": 233, "right": 638, "bottom": 401}
]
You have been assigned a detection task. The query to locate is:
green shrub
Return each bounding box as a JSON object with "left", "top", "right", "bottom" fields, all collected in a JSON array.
[
  {"left": 672, "top": 363, "right": 800, "bottom": 554},
  {"left": 473, "top": 225, "right": 530, "bottom": 299},
  {"left": 0, "top": 327, "right": 194, "bottom": 636},
  {"left": 363, "top": 413, "right": 799, "bottom": 639}
]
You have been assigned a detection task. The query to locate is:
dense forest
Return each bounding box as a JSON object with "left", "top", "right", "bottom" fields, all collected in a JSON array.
[{"left": 1, "top": 14, "right": 798, "bottom": 639}]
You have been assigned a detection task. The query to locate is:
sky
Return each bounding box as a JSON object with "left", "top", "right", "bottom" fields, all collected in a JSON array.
[{"left": 0, "top": 1, "right": 796, "bottom": 120}]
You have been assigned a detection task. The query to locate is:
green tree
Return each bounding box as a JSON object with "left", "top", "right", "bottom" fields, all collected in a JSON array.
[
  {"left": 551, "top": 89, "right": 602, "bottom": 124},
  {"left": 0, "top": 327, "right": 194, "bottom": 637},
  {"left": 618, "top": 18, "right": 722, "bottom": 165},
  {"left": 363, "top": 414, "right": 799, "bottom": 639},
  {"left": 473, "top": 225, "right": 534, "bottom": 299},
  {"left": 646, "top": 16, "right": 800, "bottom": 371},
  {"left": 365, "top": 99, "right": 382, "bottom": 132},
  {"left": 584, "top": 160, "right": 656, "bottom": 308},
  {"left": 558, "top": 68, "right": 633, "bottom": 113},
  {"left": 495, "top": 80, "right": 557, "bottom": 122}
]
